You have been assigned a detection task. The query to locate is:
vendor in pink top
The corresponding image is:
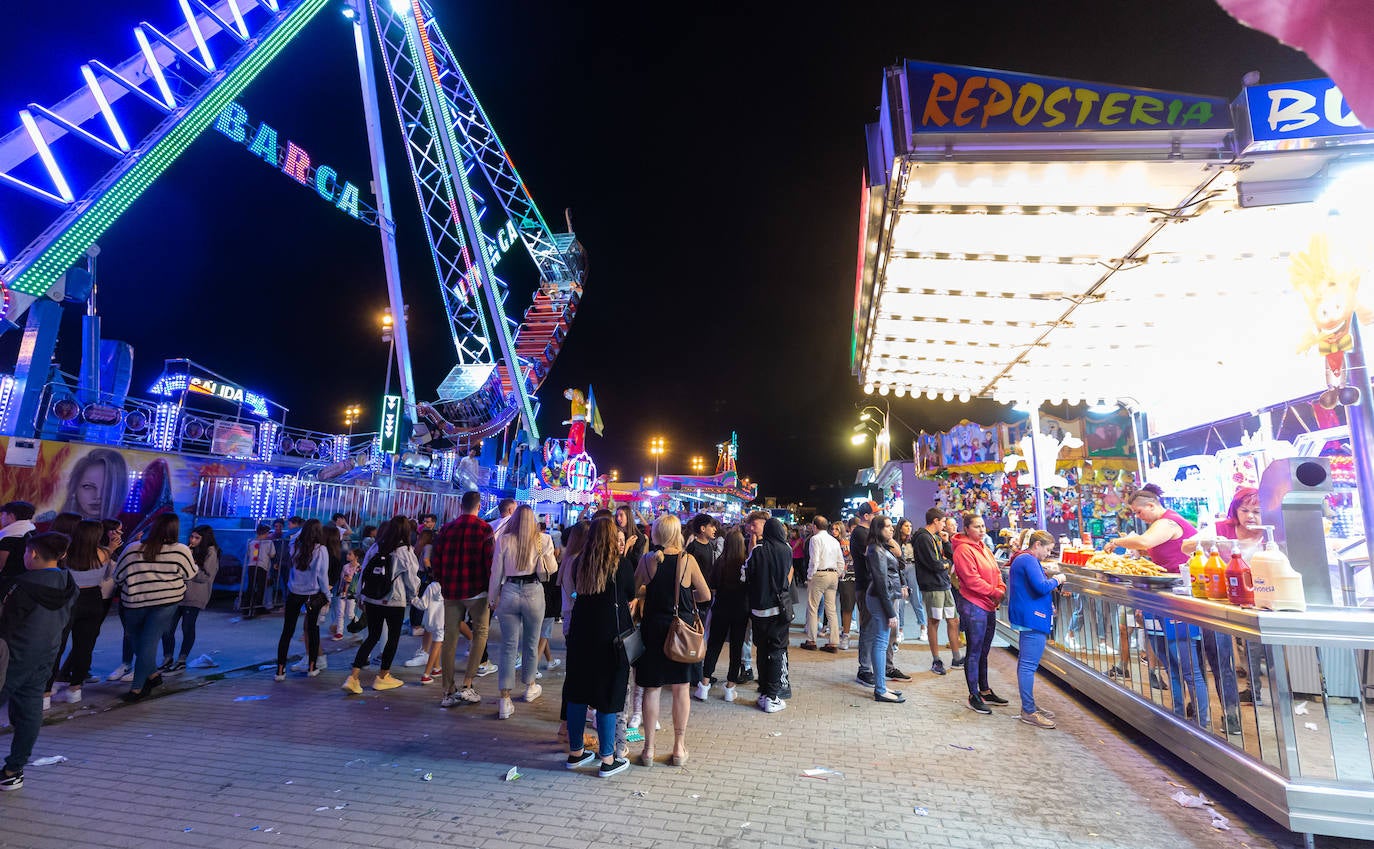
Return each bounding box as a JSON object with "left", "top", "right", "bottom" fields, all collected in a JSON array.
[{"left": 1107, "top": 484, "right": 1198, "bottom": 572}]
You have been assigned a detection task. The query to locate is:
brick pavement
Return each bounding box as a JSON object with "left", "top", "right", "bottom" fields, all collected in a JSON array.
[{"left": 2, "top": 616, "right": 1367, "bottom": 849}]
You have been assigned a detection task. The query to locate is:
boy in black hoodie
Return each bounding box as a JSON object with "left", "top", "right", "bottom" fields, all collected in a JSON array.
[
  {"left": 0, "top": 532, "right": 78, "bottom": 791},
  {"left": 743, "top": 515, "right": 792, "bottom": 713}
]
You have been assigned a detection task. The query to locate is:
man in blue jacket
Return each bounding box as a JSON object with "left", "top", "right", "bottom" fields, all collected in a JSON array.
[{"left": 1007, "top": 530, "right": 1065, "bottom": 730}]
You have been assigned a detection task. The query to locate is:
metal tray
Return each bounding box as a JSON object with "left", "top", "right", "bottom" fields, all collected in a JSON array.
[{"left": 1129, "top": 574, "right": 1183, "bottom": 591}]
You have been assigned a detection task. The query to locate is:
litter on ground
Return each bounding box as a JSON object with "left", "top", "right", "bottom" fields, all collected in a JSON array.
[{"left": 29, "top": 756, "right": 68, "bottom": 766}]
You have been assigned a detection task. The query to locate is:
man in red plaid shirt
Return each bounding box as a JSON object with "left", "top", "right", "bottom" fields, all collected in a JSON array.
[{"left": 432, "top": 490, "right": 495, "bottom": 706}]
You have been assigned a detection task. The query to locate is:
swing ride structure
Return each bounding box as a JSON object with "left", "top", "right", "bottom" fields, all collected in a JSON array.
[{"left": 0, "top": 0, "right": 585, "bottom": 463}]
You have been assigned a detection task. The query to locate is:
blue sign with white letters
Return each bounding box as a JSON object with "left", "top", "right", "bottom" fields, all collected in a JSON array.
[{"left": 1243, "top": 78, "right": 1370, "bottom": 143}]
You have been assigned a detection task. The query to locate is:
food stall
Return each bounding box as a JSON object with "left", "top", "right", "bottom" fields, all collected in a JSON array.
[{"left": 853, "top": 61, "right": 1374, "bottom": 841}]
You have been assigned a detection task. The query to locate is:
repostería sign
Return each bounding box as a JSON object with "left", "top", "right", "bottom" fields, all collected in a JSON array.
[{"left": 904, "top": 61, "right": 1231, "bottom": 133}]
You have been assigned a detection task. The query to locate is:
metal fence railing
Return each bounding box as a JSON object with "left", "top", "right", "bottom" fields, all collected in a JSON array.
[{"left": 193, "top": 475, "right": 469, "bottom": 525}]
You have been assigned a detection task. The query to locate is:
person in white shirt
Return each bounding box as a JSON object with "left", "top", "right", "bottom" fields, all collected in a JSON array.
[{"left": 799, "top": 516, "right": 843, "bottom": 653}]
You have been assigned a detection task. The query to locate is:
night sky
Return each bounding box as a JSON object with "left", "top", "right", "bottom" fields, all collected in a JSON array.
[{"left": 0, "top": 1, "right": 1323, "bottom": 509}]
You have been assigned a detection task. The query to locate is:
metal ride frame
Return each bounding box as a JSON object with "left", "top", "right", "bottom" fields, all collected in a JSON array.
[{"left": 0, "top": 0, "right": 585, "bottom": 447}]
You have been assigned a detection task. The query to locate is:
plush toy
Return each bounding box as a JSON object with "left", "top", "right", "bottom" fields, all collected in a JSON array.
[
  {"left": 1003, "top": 431, "right": 1085, "bottom": 490},
  {"left": 1291, "top": 234, "right": 1374, "bottom": 408},
  {"left": 562, "top": 388, "right": 588, "bottom": 455}
]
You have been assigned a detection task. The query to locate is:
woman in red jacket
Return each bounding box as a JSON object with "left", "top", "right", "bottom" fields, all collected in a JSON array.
[{"left": 951, "top": 512, "right": 1006, "bottom": 716}]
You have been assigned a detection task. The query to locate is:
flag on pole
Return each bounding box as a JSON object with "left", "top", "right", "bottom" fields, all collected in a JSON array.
[
  {"left": 588, "top": 386, "right": 605, "bottom": 436},
  {"left": 1215, "top": 0, "right": 1374, "bottom": 126}
]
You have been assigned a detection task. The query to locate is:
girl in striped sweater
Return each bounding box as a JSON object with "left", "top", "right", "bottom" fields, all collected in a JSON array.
[{"left": 113, "top": 514, "right": 196, "bottom": 702}]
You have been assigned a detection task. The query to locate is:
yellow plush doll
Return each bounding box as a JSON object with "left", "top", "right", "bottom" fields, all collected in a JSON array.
[{"left": 1291, "top": 234, "right": 1374, "bottom": 408}]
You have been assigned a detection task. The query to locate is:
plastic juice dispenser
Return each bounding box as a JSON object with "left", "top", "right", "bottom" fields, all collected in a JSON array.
[
  {"left": 1204, "top": 546, "right": 1229, "bottom": 600},
  {"left": 1250, "top": 526, "right": 1307, "bottom": 611},
  {"left": 1187, "top": 548, "right": 1208, "bottom": 598},
  {"left": 1225, "top": 550, "right": 1255, "bottom": 606}
]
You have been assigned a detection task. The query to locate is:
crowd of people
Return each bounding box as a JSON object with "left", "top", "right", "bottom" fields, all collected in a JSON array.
[{"left": 0, "top": 493, "right": 1069, "bottom": 790}]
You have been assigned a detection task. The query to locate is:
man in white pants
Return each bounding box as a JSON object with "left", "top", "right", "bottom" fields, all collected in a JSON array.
[{"left": 799, "top": 516, "right": 842, "bottom": 653}]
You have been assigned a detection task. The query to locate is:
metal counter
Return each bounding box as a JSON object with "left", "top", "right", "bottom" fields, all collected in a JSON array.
[{"left": 996, "top": 573, "right": 1374, "bottom": 842}]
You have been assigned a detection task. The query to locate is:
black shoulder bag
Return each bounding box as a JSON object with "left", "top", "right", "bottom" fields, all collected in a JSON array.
[{"left": 611, "top": 575, "right": 644, "bottom": 666}]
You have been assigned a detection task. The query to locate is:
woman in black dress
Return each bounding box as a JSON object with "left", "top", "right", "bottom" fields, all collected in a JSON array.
[
  {"left": 633, "top": 515, "right": 711, "bottom": 767},
  {"left": 562, "top": 517, "right": 633, "bottom": 777}
]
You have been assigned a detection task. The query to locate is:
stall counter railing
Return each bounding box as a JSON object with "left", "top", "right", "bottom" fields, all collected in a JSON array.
[{"left": 995, "top": 573, "right": 1374, "bottom": 843}]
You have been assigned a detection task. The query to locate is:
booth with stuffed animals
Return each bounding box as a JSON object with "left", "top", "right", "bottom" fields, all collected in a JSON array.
[
  {"left": 914, "top": 411, "right": 1141, "bottom": 550},
  {"left": 853, "top": 61, "right": 1374, "bottom": 840}
]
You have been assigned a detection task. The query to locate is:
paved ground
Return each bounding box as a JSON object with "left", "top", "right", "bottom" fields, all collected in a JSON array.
[{"left": 2, "top": 604, "right": 1370, "bottom": 849}]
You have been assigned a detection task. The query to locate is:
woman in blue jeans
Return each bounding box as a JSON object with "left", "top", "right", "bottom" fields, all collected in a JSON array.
[
  {"left": 864, "top": 516, "right": 906, "bottom": 704},
  {"left": 488, "top": 505, "right": 558, "bottom": 720},
  {"left": 1146, "top": 616, "right": 1210, "bottom": 725},
  {"left": 1007, "top": 530, "right": 1064, "bottom": 729},
  {"left": 112, "top": 514, "right": 197, "bottom": 702}
]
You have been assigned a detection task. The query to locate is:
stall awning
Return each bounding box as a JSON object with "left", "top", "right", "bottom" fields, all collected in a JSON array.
[{"left": 855, "top": 63, "right": 1374, "bottom": 427}]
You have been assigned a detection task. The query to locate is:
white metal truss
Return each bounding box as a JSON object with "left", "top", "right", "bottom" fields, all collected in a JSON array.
[{"left": 0, "top": 0, "right": 330, "bottom": 314}]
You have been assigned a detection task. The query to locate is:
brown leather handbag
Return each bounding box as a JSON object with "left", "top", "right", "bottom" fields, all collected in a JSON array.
[{"left": 663, "top": 552, "right": 705, "bottom": 663}]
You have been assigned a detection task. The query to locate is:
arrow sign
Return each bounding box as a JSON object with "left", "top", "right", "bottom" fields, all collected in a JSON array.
[{"left": 379, "top": 394, "right": 403, "bottom": 454}]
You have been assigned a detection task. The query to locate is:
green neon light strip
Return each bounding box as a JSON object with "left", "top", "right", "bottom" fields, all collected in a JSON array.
[{"left": 8, "top": 0, "right": 329, "bottom": 297}]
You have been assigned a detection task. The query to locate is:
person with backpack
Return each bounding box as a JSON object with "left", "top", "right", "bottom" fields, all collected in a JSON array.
[
  {"left": 341, "top": 517, "right": 419, "bottom": 694},
  {"left": 276, "top": 519, "right": 331, "bottom": 680},
  {"left": 0, "top": 532, "right": 78, "bottom": 791}
]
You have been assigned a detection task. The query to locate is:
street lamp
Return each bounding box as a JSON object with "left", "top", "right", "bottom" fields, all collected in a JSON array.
[
  {"left": 343, "top": 404, "right": 363, "bottom": 437},
  {"left": 689, "top": 455, "right": 705, "bottom": 474},
  {"left": 609, "top": 469, "right": 620, "bottom": 482},
  {"left": 648, "top": 436, "right": 666, "bottom": 479},
  {"left": 856, "top": 404, "right": 891, "bottom": 470}
]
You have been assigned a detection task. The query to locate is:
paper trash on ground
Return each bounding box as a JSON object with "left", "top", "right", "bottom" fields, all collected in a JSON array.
[
  {"left": 233, "top": 695, "right": 270, "bottom": 702},
  {"left": 29, "top": 756, "right": 68, "bottom": 766},
  {"left": 1293, "top": 701, "right": 1309, "bottom": 715},
  {"left": 1211, "top": 813, "right": 1231, "bottom": 830},
  {"left": 188, "top": 654, "right": 218, "bottom": 668},
  {"left": 1304, "top": 722, "right": 1320, "bottom": 731},
  {"left": 503, "top": 767, "right": 522, "bottom": 782},
  {"left": 800, "top": 767, "right": 845, "bottom": 780},
  {"left": 913, "top": 807, "right": 929, "bottom": 816},
  {"left": 1170, "top": 790, "right": 1212, "bottom": 808}
]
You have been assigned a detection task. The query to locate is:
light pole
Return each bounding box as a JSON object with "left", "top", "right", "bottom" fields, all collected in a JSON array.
[
  {"left": 649, "top": 436, "right": 666, "bottom": 480},
  {"left": 856, "top": 404, "right": 891, "bottom": 472},
  {"left": 380, "top": 309, "right": 396, "bottom": 396},
  {"left": 689, "top": 455, "right": 705, "bottom": 474},
  {"left": 343, "top": 404, "right": 362, "bottom": 438},
  {"left": 609, "top": 469, "right": 620, "bottom": 483}
]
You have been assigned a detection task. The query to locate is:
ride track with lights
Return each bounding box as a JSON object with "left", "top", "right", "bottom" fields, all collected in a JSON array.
[{"left": 0, "top": 0, "right": 586, "bottom": 448}]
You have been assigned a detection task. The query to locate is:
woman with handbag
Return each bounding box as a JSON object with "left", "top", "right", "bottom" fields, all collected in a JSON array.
[
  {"left": 632, "top": 515, "right": 711, "bottom": 767},
  {"left": 488, "top": 505, "right": 558, "bottom": 720},
  {"left": 562, "top": 517, "right": 634, "bottom": 777},
  {"left": 275, "top": 519, "right": 330, "bottom": 680}
]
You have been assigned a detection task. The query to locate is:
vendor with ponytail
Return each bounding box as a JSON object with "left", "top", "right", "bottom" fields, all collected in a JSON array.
[{"left": 1107, "top": 483, "right": 1197, "bottom": 572}]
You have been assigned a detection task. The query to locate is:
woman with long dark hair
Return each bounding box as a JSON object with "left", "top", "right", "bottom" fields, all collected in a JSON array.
[
  {"left": 276, "top": 519, "right": 330, "bottom": 680},
  {"left": 701, "top": 528, "right": 749, "bottom": 702},
  {"left": 342, "top": 517, "right": 420, "bottom": 693},
  {"left": 865, "top": 515, "right": 907, "bottom": 704},
  {"left": 50, "top": 520, "right": 114, "bottom": 705},
  {"left": 562, "top": 517, "right": 633, "bottom": 777},
  {"left": 113, "top": 513, "right": 196, "bottom": 701},
  {"left": 161, "top": 525, "right": 219, "bottom": 672}
]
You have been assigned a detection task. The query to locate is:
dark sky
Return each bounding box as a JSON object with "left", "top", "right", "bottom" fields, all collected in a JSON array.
[{"left": 0, "top": 1, "right": 1323, "bottom": 507}]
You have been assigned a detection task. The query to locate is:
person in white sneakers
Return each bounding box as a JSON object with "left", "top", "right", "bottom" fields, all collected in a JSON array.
[
  {"left": 699, "top": 529, "right": 749, "bottom": 703},
  {"left": 488, "top": 505, "right": 557, "bottom": 719},
  {"left": 743, "top": 514, "right": 792, "bottom": 714}
]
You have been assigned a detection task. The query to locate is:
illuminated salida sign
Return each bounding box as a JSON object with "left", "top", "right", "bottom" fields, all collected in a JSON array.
[{"left": 189, "top": 376, "right": 246, "bottom": 404}]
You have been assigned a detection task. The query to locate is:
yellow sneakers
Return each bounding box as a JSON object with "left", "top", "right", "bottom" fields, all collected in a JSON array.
[
  {"left": 341, "top": 677, "right": 363, "bottom": 695},
  {"left": 372, "top": 674, "right": 404, "bottom": 691}
]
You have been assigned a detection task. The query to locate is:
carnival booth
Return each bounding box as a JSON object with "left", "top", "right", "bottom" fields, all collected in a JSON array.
[{"left": 855, "top": 62, "right": 1374, "bottom": 840}]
